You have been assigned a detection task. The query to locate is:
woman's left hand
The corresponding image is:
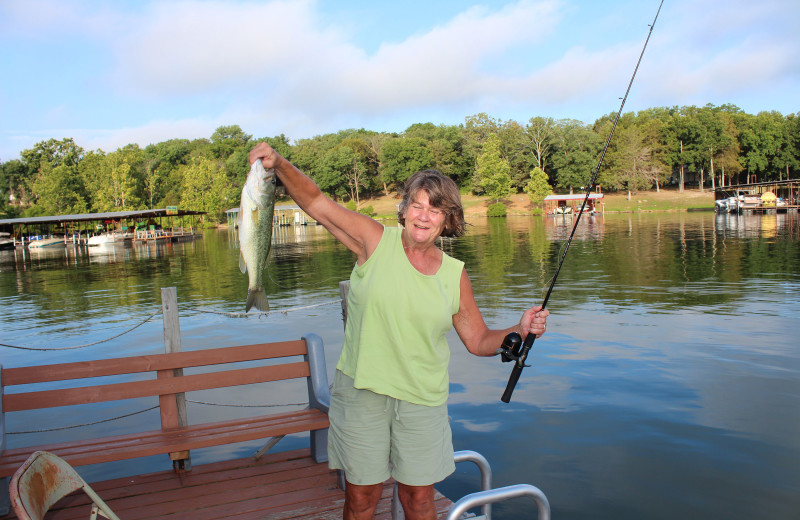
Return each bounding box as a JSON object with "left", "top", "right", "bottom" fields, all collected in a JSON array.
[{"left": 520, "top": 306, "right": 549, "bottom": 338}]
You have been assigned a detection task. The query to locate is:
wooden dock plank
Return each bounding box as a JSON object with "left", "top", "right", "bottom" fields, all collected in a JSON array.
[{"left": 0, "top": 449, "right": 458, "bottom": 519}]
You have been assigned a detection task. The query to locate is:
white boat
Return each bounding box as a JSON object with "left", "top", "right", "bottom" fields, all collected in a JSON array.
[
  {"left": 87, "top": 232, "right": 133, "bottom": 246},
  {"left": 28, "top": 237, "right": 66, "bottom": 248},
  {"left": 0, "top": 232, "right": 14, "bottom": 250}
]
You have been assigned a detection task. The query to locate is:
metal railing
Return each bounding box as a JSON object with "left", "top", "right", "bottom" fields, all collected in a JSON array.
[
  {"left": 390, "top": 449, "right": 549, "bottom": 520},
  {"left": 445, "top": 483, "right": 550, "bottom": 520}
]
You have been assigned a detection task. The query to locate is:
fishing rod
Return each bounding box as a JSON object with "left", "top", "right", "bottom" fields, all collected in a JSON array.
[{"left": 499, "top": 0, "right": 665, "bottom": 403}]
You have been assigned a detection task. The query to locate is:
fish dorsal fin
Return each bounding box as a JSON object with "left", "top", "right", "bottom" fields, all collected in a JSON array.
[{"left": 239, "top": 250, "right": 247, "bottom": 274}]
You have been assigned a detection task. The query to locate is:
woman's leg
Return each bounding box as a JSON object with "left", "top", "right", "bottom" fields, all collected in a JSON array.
[
  {"left": 397, "top": 483, "right": 437, "bottom": 520},
  {"left": 344, "top": 482, "right": 384, "bottom": 519}
]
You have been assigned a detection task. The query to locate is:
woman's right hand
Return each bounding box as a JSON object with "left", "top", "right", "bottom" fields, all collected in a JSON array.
[{"left": 248, "top": 142, "right": 283, "bottom": 170}]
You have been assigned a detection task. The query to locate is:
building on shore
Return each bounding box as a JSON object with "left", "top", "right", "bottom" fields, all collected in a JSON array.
[
  {"left": 0, "top": 208, "right": 205, "bottom": 247},
  {"left": 714, "top": 179, "right": 800, "bottom": 213}
]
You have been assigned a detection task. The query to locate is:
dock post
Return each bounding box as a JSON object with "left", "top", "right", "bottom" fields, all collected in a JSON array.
[
  {"left": 161, "top": 287, "right": 191, "bottom": 471},
  {"left": 0, "top": 367, "right": 8, "bottom": 516}
]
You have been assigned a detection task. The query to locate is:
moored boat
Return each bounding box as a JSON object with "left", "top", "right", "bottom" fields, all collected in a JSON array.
[
  {"left": 0, "top": 232, "right": 14, "bottom": 250},
  {"left": 87, "top": 231, "right": 133, "bottom": 246},
  {"left": 27, "top": 236, "right": 66, "bottom": 248}
]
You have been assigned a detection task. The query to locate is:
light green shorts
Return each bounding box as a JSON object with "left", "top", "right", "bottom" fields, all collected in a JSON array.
[{"left": 328, "top": 370, "right": 455, "bottom": 486}]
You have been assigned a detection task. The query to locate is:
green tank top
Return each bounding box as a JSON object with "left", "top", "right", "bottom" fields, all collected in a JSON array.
[{"left": 337, "top": 226, "right": 464, "bottom": 406}]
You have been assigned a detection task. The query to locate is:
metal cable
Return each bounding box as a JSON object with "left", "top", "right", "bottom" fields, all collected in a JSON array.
[
  {"left": 186, "top": 299, "right": 341, "bottom": 318},
  {"left": 0, "top": 310, "right": 162, "bottom": 351},
  {"left": 6, "top": 406, "right": 159, "bottom": 434}
]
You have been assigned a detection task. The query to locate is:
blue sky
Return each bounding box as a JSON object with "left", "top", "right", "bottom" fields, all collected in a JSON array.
[{"left": 1, "top": 0, "right": 798, "bottom": 161}]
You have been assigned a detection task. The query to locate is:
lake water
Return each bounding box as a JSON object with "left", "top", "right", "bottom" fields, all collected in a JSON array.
[{"left": 1, "top": 211, "right": 798, "bottom": 519}]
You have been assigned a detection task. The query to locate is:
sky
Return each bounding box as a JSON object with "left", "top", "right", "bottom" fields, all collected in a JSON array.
[{"left": 1, "top": 0, "right": 798, "bottom": 161}]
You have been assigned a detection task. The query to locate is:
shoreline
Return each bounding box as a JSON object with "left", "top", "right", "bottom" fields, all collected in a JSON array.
[{"left": 359, "top": 188, "right": 716, "bottom": 218}]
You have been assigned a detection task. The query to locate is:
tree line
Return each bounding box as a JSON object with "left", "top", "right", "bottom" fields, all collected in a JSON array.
[{"left": 1, "top": 103, "right": 798, "bottom": 222}]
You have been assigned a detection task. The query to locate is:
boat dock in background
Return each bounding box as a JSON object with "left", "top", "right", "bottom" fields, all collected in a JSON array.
[
  {"left": 544, "top": 193, "right": 604, "bottom": 215},
  {"left": 714, "top": 179, "right": 800, "bottom": 214},
  {"left": 133, "top": 227, "right": 203, "bottom": 243},
  {"left": 225, "top": 205, "right": 318, "bottom": 229},
  {"left": 0, "top": 208, "right": 206, "bottom": 248}
]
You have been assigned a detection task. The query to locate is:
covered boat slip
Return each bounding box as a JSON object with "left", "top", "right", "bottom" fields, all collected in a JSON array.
[
  {"left": 0, "top": 208, "right": 205, "bottom": 247},
  {"left": 714, "top": 179, "right": 800, "bottom": 213},
  {"left": 544, "top": 193, "right": 604, "bottom": 215}
]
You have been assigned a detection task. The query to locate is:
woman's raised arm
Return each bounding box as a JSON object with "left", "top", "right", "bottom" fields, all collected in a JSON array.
[{"left": 249, "top": 142, "right": 382, "bottom": 264}]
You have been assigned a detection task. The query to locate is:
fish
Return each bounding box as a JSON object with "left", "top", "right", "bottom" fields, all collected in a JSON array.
[{"left": 237, "top": 159, "right": 277, "bottom": 312}]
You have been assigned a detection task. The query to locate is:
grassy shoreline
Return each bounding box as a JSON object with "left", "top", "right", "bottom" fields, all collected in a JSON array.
[{"left": 352, "top": 187, "right": 716, "bottom": 219}]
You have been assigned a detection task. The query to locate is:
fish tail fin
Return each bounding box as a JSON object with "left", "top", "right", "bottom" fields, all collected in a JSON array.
[{"left": 245, "top": 287, "right": 270, "bottom": 313}]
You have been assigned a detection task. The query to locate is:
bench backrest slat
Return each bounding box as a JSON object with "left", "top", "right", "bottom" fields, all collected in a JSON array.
[
  {"left": 4, "top": 361, "right": 311, "bottom": 412},
  {"left": 1, "top": 341, "right": 307, "bottom": 387}
]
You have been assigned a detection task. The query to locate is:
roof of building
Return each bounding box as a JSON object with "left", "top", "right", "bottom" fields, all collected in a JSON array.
[
  {"left": 544, "top": 194, "right": 604, "bottom": 201},
  {"left": 225, "top": 205, "right": 302, "bottom": 214},
  {"left": 0, "top": 208, "right": 205, "bottom": 227}
]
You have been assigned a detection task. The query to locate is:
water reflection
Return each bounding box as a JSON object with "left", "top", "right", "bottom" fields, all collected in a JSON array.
[
  {"left": 544, "top": 213, "right": 606, "bottom": 241},
  {"left": 715, "top": 210, "right": 800, "bottom": 238}
]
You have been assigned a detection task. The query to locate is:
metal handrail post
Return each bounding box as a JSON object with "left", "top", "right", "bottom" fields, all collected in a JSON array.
[
  {"left": 453, "top": 450, "right": 492, "bottom": 519},
  {"left": 445, "top": 484, "right": 550, "bottom": 520}
]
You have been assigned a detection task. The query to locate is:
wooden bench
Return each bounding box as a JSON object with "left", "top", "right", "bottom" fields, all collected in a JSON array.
[{"left": 0, "top": 333, "right": 331, "bottom": 512}]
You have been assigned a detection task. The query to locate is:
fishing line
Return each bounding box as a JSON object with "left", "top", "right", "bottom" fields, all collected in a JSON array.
[{"left": 499, "top": 0, "right": 664, "bottom": 403}]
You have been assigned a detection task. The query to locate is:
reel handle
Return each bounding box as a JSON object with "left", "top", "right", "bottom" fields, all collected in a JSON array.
[{"left": 500, "top": 332, "right": 537, "bottom": 403}]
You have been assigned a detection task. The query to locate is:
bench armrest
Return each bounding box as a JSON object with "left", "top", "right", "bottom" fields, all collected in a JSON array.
[{"left": 303, "top": 333, "right": 330, "bottom": 414}]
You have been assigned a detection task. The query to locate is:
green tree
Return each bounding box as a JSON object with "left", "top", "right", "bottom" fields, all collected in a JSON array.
[
  {"left": 524, "top": 166, "right": 552, "bottom": 205},
  {"left": 524, "top": 116, "right": 556, "bottom": 173},
  {"left": 21, "top": 138, "right": 83, "bottom": 172},
  {"left": 0, "top": 159, "right": 29, "bottom": 209},
  {"left": 379, "top": 137, "right": 434, "bottom": 191},
  {"left": 610, "top": 123, "right": 665, "bottom": 192},
  {"left": 463, "top": 113, "right": 502, "bottom": 173},
  {"left": 663, "top": 107, "right": 703, "bottom": 192},
  {"left": 497, "top": 119, "right": 530, "bottom": 189},
  {"left": 779, "top": 113, "right": 800, "bottom": 180},
  {"left": 315, "top": 144, "right": 370, "bottom": 203},
  {"left": 734, "top": 110, "right": 785, "bottom": 183},
  {"left": 406, "top": 123, "right": 472, "bottom": 186},
  {"left": 179, "top": 156, "right": 231, "bottom": 222},
  {"left": 20, "top": 138, "right": 85, "bottom": 211},
  {"left": 473, "top": 134, "right": 514, "bottom": 202},
  {"left": 551, "top": 119, "right": 602, "bottom": 191},
  {"left": 27, "top": 161, "right": 88, "bottom": 215},
  {"left": 144, "top": 139, "right": 193, "bottom": 206},
  {"left": 82, "top": 146, "right": 144, "bottom": 211},
  {"left": 210, "top": 125, "right": 252, "bottom": 160}
]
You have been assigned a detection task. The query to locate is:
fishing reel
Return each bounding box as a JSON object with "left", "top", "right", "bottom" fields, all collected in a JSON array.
[{"left": 497, "top": 332, "right": 529, "bottom": 366}]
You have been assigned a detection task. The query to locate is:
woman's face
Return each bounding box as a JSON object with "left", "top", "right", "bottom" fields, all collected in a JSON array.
[{"left": 403, "top": 190, "right": 446, "bottom": 245}]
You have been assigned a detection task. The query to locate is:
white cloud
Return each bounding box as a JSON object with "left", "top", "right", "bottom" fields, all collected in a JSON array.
[
  {"left": 633, "top": 0, "right": 800, "bottom": 110},
  {"left": 1, "top": 0, "right": 798, "bottom": 160},
  {"left": 108, "top": 0, "right": 564, "bottom": 113},
  {"left": 111, "top": 0, "right": 356, "bottom": 96},
  {"left": 0, "top": 0, "right": 124, "bottom": 39}
]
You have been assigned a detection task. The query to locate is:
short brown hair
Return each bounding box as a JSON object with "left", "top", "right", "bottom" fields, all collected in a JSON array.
[{"left": 397, "top": 170, "right": 466, "bottom": 238}]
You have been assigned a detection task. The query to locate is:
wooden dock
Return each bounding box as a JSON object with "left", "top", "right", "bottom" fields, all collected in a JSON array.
[
  {"left": 134, "top": 228, "right": 203, "bottom": 243},
  {"left": 0, "top": 449, "right": 456, "bottom": 520}
]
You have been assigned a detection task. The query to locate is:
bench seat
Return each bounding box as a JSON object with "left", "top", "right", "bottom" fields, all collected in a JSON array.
[
  {"left": 0, "top": 335, "right": 331, "bottom": 481},
  {"left": 0, "top": 407, "right": 329, "bottom": 478}
]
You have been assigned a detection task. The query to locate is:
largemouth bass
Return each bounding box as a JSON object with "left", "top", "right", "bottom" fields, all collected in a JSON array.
[{"left": 237, "top": 159, "right": 277, "bottom": 312}]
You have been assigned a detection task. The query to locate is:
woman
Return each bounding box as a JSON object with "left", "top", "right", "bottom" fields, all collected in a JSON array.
[{"left": 249, "top": 143, "right": 548, "bottom": 520}]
